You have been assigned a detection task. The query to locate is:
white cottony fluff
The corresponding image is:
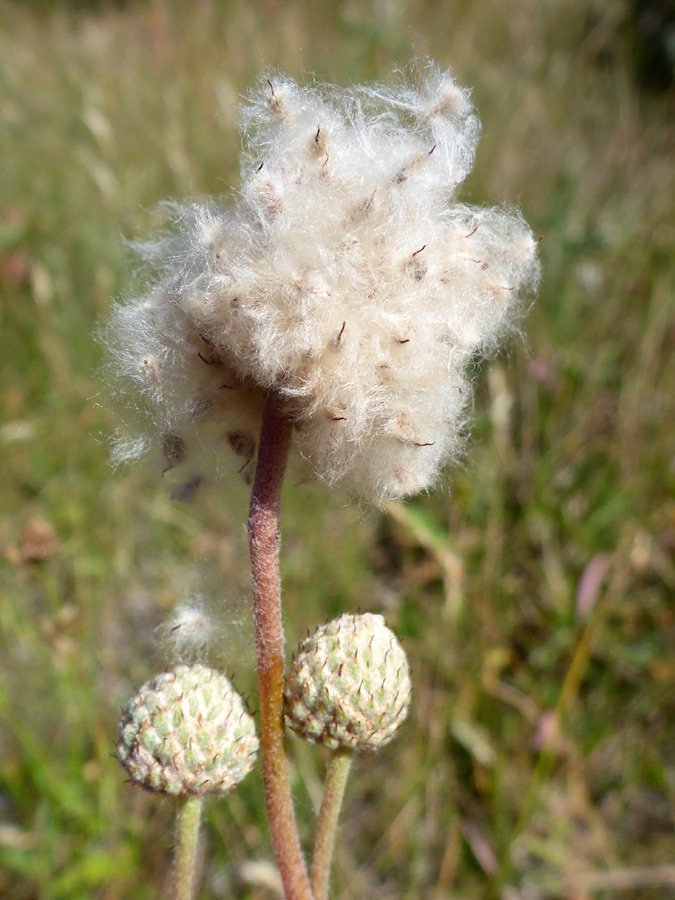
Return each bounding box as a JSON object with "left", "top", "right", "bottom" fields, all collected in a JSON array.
[
  {"left": 106, "top": 62, "right": 540, "bottom": 501},
  {"left": 158, "top": 595, "right": 223, "bottom": 664}
]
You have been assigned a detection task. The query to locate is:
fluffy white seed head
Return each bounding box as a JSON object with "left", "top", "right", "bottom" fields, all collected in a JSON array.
[
  {"left": 105, "top": 62, "right": 540, "bottom": 501},
  {"left": 284, "top": 613, "right": 411, "bottom": 751},
  {"left": 117, "top": 664, "right": 258, "bottom": 797}
]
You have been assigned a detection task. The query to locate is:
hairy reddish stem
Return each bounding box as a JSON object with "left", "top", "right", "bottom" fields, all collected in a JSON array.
[{"left": 248, "top": 393, "right": 313, "bottom": 900}]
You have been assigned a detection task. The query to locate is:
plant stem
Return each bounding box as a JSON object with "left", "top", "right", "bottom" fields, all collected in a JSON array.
[
  {"left": 248, "top": 392, "right": 314, "bottom": 900},
  {"left": 311, "top": 750, "right": 353, "bottom": 900},
  {"left": 173, "top": 796, "right": 203, "bottom": 900}
]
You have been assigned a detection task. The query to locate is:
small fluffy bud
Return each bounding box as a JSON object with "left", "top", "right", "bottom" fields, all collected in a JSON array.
[
  {"left": 158, "top": 595, "right": 222, "bottom": 664},
  {"left": 284, "top": 613, "right": 411, "bottom": 751},
  {"left": 117, "top": 664, "right": 258, "bottom": 796}
]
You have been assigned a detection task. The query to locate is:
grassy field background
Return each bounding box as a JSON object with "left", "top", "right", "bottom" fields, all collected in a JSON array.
[{"left": 1, "top": 1, "right": 674, "bottom": 898}]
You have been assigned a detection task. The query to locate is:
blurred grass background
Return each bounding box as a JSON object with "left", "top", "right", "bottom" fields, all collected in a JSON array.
[{"left": 1, "top": 0, "right": 674, "bottom": 897}]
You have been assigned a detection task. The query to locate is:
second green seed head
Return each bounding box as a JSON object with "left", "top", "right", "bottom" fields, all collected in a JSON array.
[{"left": 285, "top": 613, "right": 411, "bottom": 752}]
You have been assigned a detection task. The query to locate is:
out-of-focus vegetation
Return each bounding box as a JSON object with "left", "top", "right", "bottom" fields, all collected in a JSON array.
[{"left": 0, "top": 1, "right": 673, "bottom": 898}]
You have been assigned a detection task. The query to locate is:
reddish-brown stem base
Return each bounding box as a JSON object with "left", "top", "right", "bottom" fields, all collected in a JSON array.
[{"left": 248, "top": 392, "right": 313, "bottom": 900}]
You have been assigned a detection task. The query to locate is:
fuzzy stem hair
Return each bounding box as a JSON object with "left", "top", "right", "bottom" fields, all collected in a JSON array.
[{"left": 248, "top": 392, "right": 313, "bottom": 900}]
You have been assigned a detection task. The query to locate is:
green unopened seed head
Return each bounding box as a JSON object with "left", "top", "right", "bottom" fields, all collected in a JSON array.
[
  {"left": 285, "top": 613, "right": 411, "bottom": 751},
  {"left": 117, "top": 664, "right": 258, "bottom": 797}
]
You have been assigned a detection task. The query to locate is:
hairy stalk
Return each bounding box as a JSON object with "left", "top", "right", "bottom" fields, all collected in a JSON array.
[
  {"left": 248, "top": 392, "right": 313, "bottom": 900},
  {"left": 311, "top": 750, "right": 353, "bottom": 900},
  {"left": 173, "top": 796, "right": 203, "bottom": 900}
]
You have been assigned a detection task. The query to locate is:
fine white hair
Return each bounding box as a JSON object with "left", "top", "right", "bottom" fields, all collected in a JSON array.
[{"left": 158, "top": 595, "right": 224, "bottom": 663}]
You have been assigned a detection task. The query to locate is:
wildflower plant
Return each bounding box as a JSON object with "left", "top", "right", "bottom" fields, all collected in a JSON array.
[{"left": 107, "top": 62, "right": 539, "bottom": 900}]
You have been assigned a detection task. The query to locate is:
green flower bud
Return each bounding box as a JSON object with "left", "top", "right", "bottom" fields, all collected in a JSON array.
[
  {"left": 117, "top": 664, "right": 258, "bottom": 797},
  {"left": 285, "top": 613, "right": 411, "bottom": 751}
]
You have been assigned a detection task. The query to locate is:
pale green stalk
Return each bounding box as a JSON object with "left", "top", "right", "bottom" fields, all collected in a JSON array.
[
  {"left": 311, "top": 750, "right": 353, "bottom": 900},
  {"left": 173, "top": 796, "right": 203, "bottom": 900}
]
